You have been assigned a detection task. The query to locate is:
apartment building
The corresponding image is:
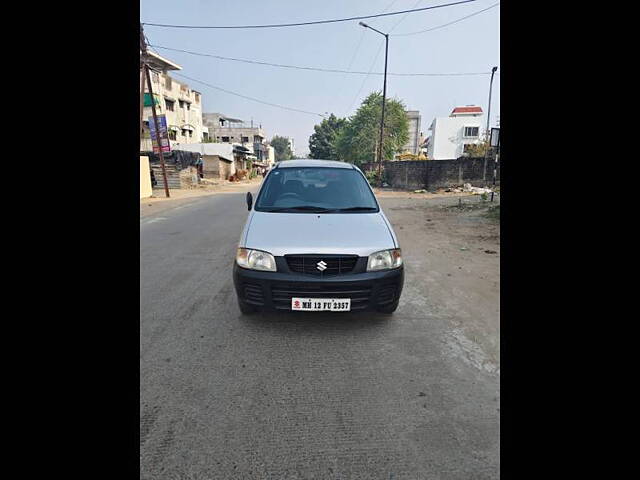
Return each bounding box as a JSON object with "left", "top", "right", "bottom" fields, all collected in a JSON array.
[
  {"left": 202, "top": 113, "right": 267, "bottom": 162},
  {"left": 141, "top": 51, "right": 207, "bottom": 151}
]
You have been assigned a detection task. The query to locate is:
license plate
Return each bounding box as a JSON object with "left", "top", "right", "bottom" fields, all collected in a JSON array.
[{"left": 291, "top": 298, "right": 351, "bottom": 312}]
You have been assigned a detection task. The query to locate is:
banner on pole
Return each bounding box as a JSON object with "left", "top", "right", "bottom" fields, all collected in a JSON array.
[{"left": 148, "top": 114, "right": 171, "bottom": 153}]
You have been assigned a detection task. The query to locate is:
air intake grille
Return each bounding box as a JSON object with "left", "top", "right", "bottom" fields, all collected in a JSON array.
[{"left": 285, "top": 255, "right": 358, "bottom": 276}]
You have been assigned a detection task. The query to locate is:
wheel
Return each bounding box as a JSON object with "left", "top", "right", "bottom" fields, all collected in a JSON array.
[
  {"left": 376, "top": 301, "right": 399, "bottom": 314},
  {"left": 237, "top": 298, "right": 256, "bottom": 315}
]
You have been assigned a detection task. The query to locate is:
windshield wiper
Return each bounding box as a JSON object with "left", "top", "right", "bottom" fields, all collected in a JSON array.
[
  {"left": 262, "top": 205, "right": 333, "bottom": 212},
  {"left": 332, "top": 206, "right": 378, "bottom": 212}
]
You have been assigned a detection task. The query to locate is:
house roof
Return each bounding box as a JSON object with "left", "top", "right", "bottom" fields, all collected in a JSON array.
[
  {"left": 141, "top": 50, "right": 182, "bottom": 72},
  {"left": 451, "top": 106, "right": 483, "bottom": 115},
  {"left": 174, "top": 143, "right": 234, "bottom": 161}
]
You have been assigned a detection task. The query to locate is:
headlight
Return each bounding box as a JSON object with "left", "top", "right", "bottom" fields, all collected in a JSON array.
[
  {"left": 236, "top": 248, "right": 277, "bottom": 272},
  {"left": 367, "top": 248, "right": 403, "bottom": 272}
]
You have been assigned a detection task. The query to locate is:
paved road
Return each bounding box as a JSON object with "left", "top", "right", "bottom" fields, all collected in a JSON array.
[{"left": 140, "top": 190, "right": 499, "bottom": 480}]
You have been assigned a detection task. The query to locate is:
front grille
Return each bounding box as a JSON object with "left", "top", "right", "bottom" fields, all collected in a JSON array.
[
  {"left": 376, "top": 285, "right": 397, "bottom": 305},
  {"left": 285, "top": 255, "right": 358, "bottom": 276},
  {"left": 243, "top": 283, "right": 265, "bottom": 305},
  {"left": 271, "top": 283, "right": 372, "bottom": 311}
]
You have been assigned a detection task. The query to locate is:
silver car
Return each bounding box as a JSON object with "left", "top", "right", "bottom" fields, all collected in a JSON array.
[{"left": 233, "top": 159, "right": 404, "bottom": 314}]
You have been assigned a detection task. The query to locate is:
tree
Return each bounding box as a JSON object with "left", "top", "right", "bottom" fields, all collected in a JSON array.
[
  {"left": 270, "top": 135, "right": 293, "bottom": 161},
  {"left": 308, "top": 114, "right": 347, "bottom": 160},
  {"left": 335, "top": 92, "right": 409, "bottom": 165},
  {"left": 464, "top": 139, "right": 490, "bottom": 157}
]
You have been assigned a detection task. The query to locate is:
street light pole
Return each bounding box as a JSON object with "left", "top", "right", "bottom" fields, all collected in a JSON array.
[
  {"left": 483, "top": 66, "right": 498, "bottom": 184},
  {"left": 359, "top": 22, "right": 389, "bottom": 186},
  {"left": 486, "top": 66, "right": 498, "bottom": 139}
]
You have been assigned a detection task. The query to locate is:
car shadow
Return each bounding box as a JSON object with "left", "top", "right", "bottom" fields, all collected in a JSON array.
[{"left": 238, "top": 309, "right": 394, "bottom": 333}]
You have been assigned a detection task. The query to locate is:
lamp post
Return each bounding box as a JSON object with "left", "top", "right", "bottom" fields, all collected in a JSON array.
[
  {"left": 486, "top": 66, "right": 498, "bottom": 139},
  {"left": 359, "top": 21, "right": 389, "bottom": 185}
]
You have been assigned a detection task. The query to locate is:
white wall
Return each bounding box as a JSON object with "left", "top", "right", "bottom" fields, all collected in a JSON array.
[
  {"left": 140, "top": 156, "right": 152, "bottom": 199},
  {"left": 428, "top": 115, "right": 484, "bottom": 160}
]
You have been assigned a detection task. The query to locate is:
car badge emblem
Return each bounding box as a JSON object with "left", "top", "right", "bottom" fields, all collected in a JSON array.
[{"left": 317, "top": 261, "right": 327, "bottom": 271}]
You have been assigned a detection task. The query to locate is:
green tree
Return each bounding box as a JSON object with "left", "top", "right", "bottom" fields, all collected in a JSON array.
[
  {"left": 463, "top": 139, "right": 490, "bottom": 157},
  {"left": 336, "top": 92, "right": 409, "bottom": 165},
  {"left": 308, "top": 114, "right": 347, "bottom": 160},
  {"left": 270, "top": 135, "right": 293, "bottom": 161}
]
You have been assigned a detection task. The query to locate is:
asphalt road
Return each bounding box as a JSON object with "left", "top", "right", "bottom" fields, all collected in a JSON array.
[{"left": 140, "top": 189, "right": 500, "bottom": 480}]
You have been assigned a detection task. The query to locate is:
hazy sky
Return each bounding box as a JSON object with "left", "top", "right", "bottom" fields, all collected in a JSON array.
[{"left": 141, "top": 0, "right": 500, "bottom": 156}]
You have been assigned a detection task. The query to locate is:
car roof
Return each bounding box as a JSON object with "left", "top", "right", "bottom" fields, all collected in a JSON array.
[{"left": 275, "top": 159, "right": 354, "bottom": 169}]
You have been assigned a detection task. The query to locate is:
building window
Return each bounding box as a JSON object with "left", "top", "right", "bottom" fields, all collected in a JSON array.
[
  {"left": 169, "top": 130, "right": 177, "bottom": 141},
  {"left": 165, "top": 99, "right": 175, "bottom": 111},
  {"left": 178, "top": 100, "right": 185, "bottom": 109},
  {"left": 221, "top": 136, "right": 230, "bottom": 142},
  {"left": 165, "top": 76, "right": 172, "bottom": 90},
  {"left": 152, "top": 72, "right": 159, "bottom": 83},
  {"left": 194, "top": 93, "right": 200, "bottom": 103},
  {"left": 241, "top": 136, "right": 249, "bottom": 143},
  {"left": 464, "top": 126, "right": 479, "bottom": 138},
  {"left": 182, "top": 129, "right": 188, "bottom": 137},
  {"left": 188, "top": 130, "right": 193, "bottom": 138}
]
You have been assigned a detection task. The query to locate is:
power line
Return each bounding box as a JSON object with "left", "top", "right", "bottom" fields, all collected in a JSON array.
[
  {"left": 142, "top": 0, "right": 477, "bottom": 29},
  {"left": 171, "top": 72, "right": 325, "bottom": 118},
  {"left": 388, "top": 0, "right": 425, "bottom": 33},
  {"left": 151, "top": 44, "right": 494, "bottom": 77},
  {"left": 392, "top": 1, "right": 499, "bottom": 36}
]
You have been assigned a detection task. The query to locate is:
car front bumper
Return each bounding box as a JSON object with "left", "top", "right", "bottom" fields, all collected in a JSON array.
[{"left": 233, "top": 263, "right": 404, "bottom": 312}]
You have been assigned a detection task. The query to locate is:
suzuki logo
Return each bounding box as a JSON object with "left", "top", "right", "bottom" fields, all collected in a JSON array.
[{"left": 316, "top": 260, "right": 327, "bottom": 271}]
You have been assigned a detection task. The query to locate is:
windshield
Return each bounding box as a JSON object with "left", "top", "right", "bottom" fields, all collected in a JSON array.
[{"left": 254, "top": 166, "right": 379, "bottom": 213}]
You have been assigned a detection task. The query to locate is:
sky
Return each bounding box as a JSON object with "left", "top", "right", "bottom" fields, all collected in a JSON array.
[{"left": 140, "top": 0, "right": 500, "bottom": 156}]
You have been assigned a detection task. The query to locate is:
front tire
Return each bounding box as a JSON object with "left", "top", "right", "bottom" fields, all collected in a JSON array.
[
  {"left": 376, "top": 301, "right": 399, "bottom": 314},
  {"left": 237, "top": 298, "right": 256, "bottom": 315}
]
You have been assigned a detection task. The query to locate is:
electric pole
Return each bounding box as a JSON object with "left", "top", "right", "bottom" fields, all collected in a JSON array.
[
  {"left": 359, "top": 22, "right": 389, "bottom": 187},
  {"left": 140, "top": 23, "right": 170, "bottom": 198}
]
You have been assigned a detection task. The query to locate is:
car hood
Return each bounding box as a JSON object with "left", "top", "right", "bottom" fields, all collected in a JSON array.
[{"left": 244, "top": 211, "right": 396, "bottom": 257}]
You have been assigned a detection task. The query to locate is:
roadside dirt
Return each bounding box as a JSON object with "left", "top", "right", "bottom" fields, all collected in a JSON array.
[{"left": 380, "top": 194, "right": 500, "bottom": 374}]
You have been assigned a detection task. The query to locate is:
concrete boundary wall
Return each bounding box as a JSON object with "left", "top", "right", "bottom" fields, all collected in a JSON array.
[{"left": 361, "top": 157, "right": 499, "bottom": 190}]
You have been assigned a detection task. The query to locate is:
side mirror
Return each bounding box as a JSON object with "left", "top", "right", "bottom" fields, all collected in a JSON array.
[{"left": 246, "top": 192, "right": 253, "bottom": 211}]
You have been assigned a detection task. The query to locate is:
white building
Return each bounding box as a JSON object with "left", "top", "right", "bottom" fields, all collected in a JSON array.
[
  {"left": 426, "top": 106, "right": 485, "bottom": 160},
  {"left": 141, "top": 51, "right": 206, "bottom": 151},
  {"left": 288, "top": 138, "right": 296, "bottom": 158},
  {"left": 403, "top": 110, "right": 422, "bottom": 155},
  {"left": 266, "top": 145, "right": 275, "bottom": 167}
]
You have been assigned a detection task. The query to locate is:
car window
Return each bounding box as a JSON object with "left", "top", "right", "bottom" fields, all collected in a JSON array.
[{"left": 255, "top": 167, "right": 379, "bottom": 212}]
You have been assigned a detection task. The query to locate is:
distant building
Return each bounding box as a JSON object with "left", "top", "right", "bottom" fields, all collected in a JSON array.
[
  {"left": 175, "top": 143, "right": 251, "bottom": 180},
  {"left": 140, "top": 51, "right": 206, "bottom": 151},
  {"left": 288, "top": 138, "right": 296, "bottom": 158},
  {"left": 203, "top": 113, "right": 268, "bottom": 162},
  {"left": 266, "top": 145, "right": 275, "bottom": 167},
  {"left": 402, "top": 110, "right": 422, "bottom": 155},
  {"left": 426, "top": 106, "right": 484, "bottom": 160}
]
